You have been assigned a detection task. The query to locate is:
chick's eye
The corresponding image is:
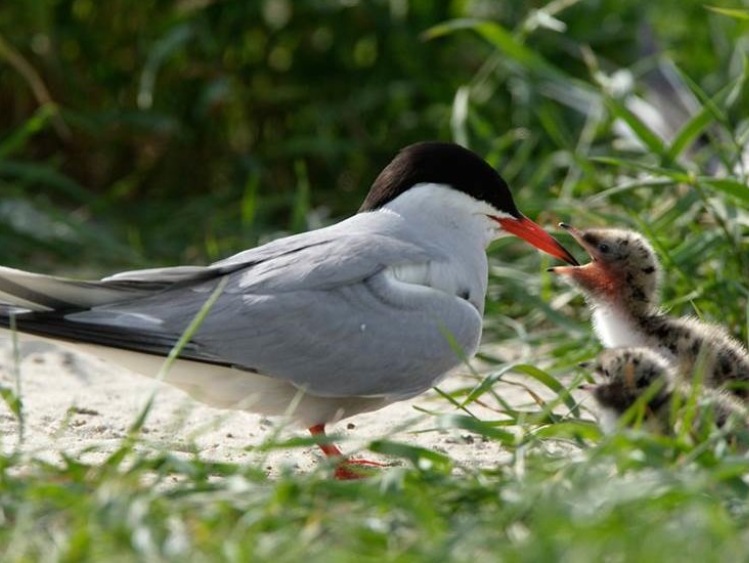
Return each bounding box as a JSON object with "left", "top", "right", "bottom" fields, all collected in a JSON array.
[{"left": 598, "top": 243, "right": 610, "bottom": 253}]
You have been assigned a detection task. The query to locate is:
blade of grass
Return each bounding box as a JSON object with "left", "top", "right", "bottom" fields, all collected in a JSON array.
[
  {"left": 590, "top": 156, "right": 689, "bottom": 181},
  {"left": 436, "top": 413, "right": 516, "bottom": 445},
  {"left": 605, "top": 97, "right": 670, "bottom": 161},
  {"left": 4, "top": 315, "right": 24, "bottom": 447},
  {"left": 698, "top": 177, "right": 749, "bottom": 205},
  {"left": 0, "top": 105, "right": 57, "bottom": 159},
  {"left": 705, "top": 6, "right": 749, "bottom": 20},
  {"left": 368, "top": 439, "right": 453, "bottom": 472},
  {"left": 513, "top": 363, "right": 580, "bottom": 416},
  {"left": 666, "top": 103, "right": 718, "bottom": 161}
]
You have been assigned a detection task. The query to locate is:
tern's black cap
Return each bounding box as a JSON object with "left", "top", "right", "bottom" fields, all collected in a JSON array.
[{"left": 358, "top": 142, "right": 521, "bottom": 217}]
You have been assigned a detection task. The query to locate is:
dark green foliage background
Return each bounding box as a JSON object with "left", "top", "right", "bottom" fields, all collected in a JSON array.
[
  {"left": 2, "top": 0, "right": 744, "bottom": 268},
  {"left": 2, "top": 1, "right": 484, "bottom": 266}
]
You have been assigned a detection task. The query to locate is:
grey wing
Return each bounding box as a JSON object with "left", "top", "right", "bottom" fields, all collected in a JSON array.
[
  {"left": 184, "top": 275, "right": 483, "bottom": 398},
  {"left": 100, "top": 223, "right": 427, "bottom": 292},
  {"left": 1, "top": 225, "right": 429, "bottom": 359},
  {"left": 55, "top": 231, "right": 473, "bottom": 396},
  {"left": 79, "top": 232, "right": 479, "bottom": 398},
  {"left": 225, "top": 232, "right": 437, "bottom": 292}
]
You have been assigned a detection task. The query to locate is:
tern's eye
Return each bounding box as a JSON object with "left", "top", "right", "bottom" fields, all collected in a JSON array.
[{"left": 598, "top": 243, "right": 610, "bottom": 253}]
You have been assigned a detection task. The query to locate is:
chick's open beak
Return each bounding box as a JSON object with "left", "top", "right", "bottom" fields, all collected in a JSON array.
[
  {"left": 548, "top": 223, "right": 617, "bottom": 292},
  {"left": 559, "top": 222, "right": 594, "bottom": 253},
  {"left": 495, "top": 215, "right": 579, "bottom": 265},
  {"left": 547, "top": 222, "right": 596, "bottom": 275}
]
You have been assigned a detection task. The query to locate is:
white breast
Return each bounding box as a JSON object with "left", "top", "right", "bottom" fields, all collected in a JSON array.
[
  {"left": 388, "top": 261, "right": 480, "bottom": 308},
  {"left": 592, "top": 305, "right": 647, "bottom": 348}
]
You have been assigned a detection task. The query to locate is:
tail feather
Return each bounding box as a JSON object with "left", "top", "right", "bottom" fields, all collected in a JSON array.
[
  {"left": 0, "top": 311, "right": 225, "bottom": 365},
  {"left": 0, "top": 264, "right": 230, "bottom": 367},
  {"left": 0, "top": 266, "right": 150, "bottom": 312},
  {"left": 102, "top": 265, "right": 211, "bottom": 284}
]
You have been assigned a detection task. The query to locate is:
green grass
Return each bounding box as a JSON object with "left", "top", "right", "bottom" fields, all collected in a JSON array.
[
  {"left": 2, "top": 392, "right": 749, "bottom": 561},
  {"left": 2, "top": 1, "right": 749, "bottom": 561}
]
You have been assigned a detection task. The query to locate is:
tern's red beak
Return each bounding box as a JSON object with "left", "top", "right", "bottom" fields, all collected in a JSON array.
[{"left": 496, "top": 215, "right": 579, "bottom": 265}]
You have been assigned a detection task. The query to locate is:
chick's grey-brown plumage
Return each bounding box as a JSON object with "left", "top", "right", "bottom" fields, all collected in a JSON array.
[
  {"left": 553, "top": 226, "right": 749, "bottom": 398},
  {"left": 585, "top": 347, "right": 749, "bottom": 436}
]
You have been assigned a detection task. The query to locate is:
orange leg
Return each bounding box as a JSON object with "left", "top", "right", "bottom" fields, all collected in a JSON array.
[{"left": 308, "top": 424, "right": 385, "bottom": 480}]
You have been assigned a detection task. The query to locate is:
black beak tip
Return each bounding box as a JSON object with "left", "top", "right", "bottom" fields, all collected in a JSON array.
[{"left": 560, "top": 248, "right": 580, "bottom": 266}]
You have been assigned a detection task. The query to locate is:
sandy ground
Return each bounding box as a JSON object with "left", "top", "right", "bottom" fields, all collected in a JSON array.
[{"left": 0, "top": 335, "right": 579, "bottom": 478}]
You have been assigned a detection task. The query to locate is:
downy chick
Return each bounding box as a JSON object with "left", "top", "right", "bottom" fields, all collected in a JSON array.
[
  {"left": 583, "top": 347, "right": 749, "bottom": 437},
  {"left": 552, "top": 225, "right": 749, "bottom": 398}
]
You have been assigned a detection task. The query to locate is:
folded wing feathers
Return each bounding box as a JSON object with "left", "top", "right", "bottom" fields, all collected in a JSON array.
[
  {"left": 0, "top": 226, "right": 433, "bottom": 374},
  {"left": 0, "top": 263, "right": 228, "bottom": 313},
  {"left": 102, "top": 265, "right": 213, "bottom": 284},
  {"left": 0, "top": 266, "right": 148, "bottom": 312},
  {"left": 0, "top": 312, "right": 228, "bottom": 366}
]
